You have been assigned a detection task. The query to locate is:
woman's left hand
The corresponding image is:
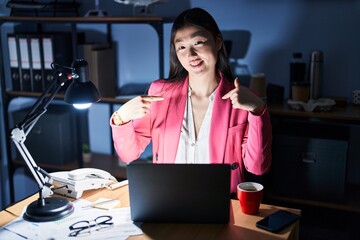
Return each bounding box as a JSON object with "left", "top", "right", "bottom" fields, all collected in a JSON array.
[{"left": 222, "top": 78, "right": 265, "bottom": 115}]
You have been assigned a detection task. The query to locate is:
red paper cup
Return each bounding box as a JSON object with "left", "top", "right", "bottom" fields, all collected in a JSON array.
[{"left": 237, "top": 182, "right": 264, "bottom": 215}]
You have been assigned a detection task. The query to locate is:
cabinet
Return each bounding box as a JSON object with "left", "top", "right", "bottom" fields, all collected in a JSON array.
[
  {"left": 0, "top": 16, "right": 172, "bottom": 201},
  {"left": 267, "top": 103, "right": 360, "bottom": 213},
  {"left": 270, "top": 119, "right": 348, "bottom": 203}
]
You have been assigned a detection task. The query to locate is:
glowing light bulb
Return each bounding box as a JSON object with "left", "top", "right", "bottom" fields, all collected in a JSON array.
[{"left": 73, "top": 103, "right": 92, "bottom": 109}]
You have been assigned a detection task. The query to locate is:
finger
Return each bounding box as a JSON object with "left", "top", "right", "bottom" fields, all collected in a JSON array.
[
  {"left": 143, "top": 107, "right": 148, "bottom": 114},
  {"left": 222, "top": 78, "right": 239, "bottom": 99},
  {"left": 222, "top": 88, "right": 236, "bottom": 99},
  {"left": 142, "top": 95, "right": 164, "bottom": 102}
]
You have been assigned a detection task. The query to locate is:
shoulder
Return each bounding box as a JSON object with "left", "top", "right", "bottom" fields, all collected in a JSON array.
[
  {"left": 149, "top": 79, "right": 185, "bottom": 96},
  {"left": 150, "top": 79, "right": 168, "bottom": 89}
]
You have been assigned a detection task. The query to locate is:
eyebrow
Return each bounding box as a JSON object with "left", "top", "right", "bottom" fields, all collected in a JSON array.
[{"left": 174, "top": 30, "right": 208, "bottom": 43}]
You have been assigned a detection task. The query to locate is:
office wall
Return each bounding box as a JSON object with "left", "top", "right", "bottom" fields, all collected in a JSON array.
[{"left": 191, "top": 0, "right": 360, "bottom": 100}]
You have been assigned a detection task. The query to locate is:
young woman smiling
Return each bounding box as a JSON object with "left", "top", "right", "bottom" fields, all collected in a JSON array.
[{"left": 110, "top": 8, "right": 272, "bottom": 195}]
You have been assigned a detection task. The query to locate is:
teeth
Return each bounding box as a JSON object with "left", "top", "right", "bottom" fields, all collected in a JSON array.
[{"left": 190, "top": 60, "right": 201, "bottom": 66}]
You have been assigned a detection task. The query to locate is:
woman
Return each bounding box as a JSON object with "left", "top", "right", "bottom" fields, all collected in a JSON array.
[{"left": 110, "top": 8, "right": 272, "bottom": 194}]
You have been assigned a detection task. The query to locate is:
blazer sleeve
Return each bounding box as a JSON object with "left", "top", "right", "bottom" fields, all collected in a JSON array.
[
  {"left": 111, "top": 116, "right": 151, "bottom": 162},
  {"left": 242, "top": 105, "right": 272, "bottom": 175},
  {"left": 110, "top": 83, "right": 160, "bottom": 162}
]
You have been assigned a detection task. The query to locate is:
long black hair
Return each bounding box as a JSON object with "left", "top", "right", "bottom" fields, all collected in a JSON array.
[{"left": 168, "top": 8, "right": 234, "bottom": 83}]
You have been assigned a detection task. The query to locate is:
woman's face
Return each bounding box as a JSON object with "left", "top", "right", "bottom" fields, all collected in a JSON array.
[{"left": 174, "top": 25, "right": 220, "bottom": 77}]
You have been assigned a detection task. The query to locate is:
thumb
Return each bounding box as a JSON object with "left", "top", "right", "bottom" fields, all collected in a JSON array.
[
  {"left": 234, "top": 77, "right": 239, "bottom": 89},
  {"left": 222, "top": 77, "right": 240, "bottom": 99}
]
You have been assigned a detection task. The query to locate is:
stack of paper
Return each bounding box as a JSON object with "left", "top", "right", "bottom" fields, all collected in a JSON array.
[{"left": 0, "top": 199, "right": 143, "bottom": 240}]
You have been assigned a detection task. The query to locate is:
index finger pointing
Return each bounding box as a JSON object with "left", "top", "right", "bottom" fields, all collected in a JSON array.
[
  {"left": 222, "top": 88, "right": 236, "bottom": 99},
  {"left": 143, "top": 95, "right": 164, "bottom": 101}
]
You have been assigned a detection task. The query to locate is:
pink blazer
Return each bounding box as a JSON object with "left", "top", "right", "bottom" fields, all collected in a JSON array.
[{"left": 111, "top": 76, "right": 272, "bottom": 193}]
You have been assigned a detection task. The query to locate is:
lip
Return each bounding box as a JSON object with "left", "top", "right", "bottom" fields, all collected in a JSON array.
[{"left": 189, "top": 59, "right": 203, "bottom": 67}]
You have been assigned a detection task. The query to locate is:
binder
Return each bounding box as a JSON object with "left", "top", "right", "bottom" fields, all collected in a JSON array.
[
  {"left": 29, "top": 36, "right": 43, "bottom": 92},
  {"left": 41, "top": 35, "right": 55, "bottom": 90},
  {"left": 81, "top": 44, "right": 116, "bottom": 98},
  {"left": 7, "top": 34, "right": 21, "bottom": 91},
  {"left": 17, "top": 35, "right": 31, "bottom": 92},
  {"left": 40, "top": 33, "right": 74, "bottom": 91}
]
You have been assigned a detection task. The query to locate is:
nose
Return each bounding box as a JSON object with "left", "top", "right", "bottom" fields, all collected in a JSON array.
[{"left": 187, "top": 47, "right": 197, "bottom": 57}]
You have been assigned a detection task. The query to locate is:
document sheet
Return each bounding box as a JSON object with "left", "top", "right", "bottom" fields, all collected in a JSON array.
[{"left": 0, "top": 199, "right": 143, "bottom": 240}]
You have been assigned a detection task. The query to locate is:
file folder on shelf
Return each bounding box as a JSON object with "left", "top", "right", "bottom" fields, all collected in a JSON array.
[
  {"left": 18, "top": 35, "right": 32, "bottom": 92},
  {"left": 7, "top": 34, "right": 21, "bottom": 91},
  {"left": 40, "top": 33, "right": 75, "bottom": 92},
  {"left": 29, "top": 36, "right": 43, "bottom": 92},
  {"left": 7, "top": 32, "right": 82, "bottom": 92},
  {"left": 41, "top": 35, "right": 55, "bottom": 90}
]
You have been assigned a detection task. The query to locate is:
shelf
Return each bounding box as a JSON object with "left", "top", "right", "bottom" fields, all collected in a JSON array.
[
  {"left": 6, "top": 91, "right": 133, "bottom": 104},
  {"left": 0, "top": 16, "right": 174, "bottom": 24},
  {"left": 269, "top": 103, "right": 360, "bottom": 124}
]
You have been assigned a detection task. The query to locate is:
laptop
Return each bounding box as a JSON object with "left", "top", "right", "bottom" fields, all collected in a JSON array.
[{"left": 126, "top": 163, "right": 231, "bottom": 223}]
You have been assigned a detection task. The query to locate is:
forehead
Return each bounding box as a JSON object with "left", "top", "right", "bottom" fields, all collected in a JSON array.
[{"left": 174, "top": 25, "right": 212, "bottom": 43}]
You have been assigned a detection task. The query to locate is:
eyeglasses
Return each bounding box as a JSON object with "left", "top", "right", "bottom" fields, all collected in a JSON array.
[{"left": 68, "top": 215, "right": 114, "bottom": 237}]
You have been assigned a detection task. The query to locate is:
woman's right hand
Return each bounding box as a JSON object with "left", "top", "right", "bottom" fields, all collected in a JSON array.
[{"left": 117, "top": 95, "right": 164, "bottom": 123}]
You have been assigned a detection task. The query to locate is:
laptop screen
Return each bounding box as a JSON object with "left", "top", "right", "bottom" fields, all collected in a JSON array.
[{"left": 127, "top": 163, "right": 231, "bottom": 223}]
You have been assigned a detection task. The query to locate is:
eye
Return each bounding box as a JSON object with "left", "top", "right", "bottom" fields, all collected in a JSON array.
[
  {"left": 195, "top": 41, "right": 205, "bottom": 45},
  {"left": 176, "top": 45, "right": 185, "bottom": 51}
]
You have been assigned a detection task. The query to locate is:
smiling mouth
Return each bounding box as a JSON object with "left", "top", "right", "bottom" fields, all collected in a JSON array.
[{"left": 189, "top": 60, "right": 203, "bottom": 67}]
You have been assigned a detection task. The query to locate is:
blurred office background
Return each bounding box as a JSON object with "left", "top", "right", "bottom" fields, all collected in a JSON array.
[{"left": 0, "top": 0, "right": 360, "bottom": 220}]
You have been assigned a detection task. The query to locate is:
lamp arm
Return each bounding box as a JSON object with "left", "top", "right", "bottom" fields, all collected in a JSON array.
[
  {"left": 10, "top": 71, "right": 70, "bottom": 198},
  {"left": 19, "top": 71, "right": 69, "bottom": 130},
  {"left": 11, "top": 129, "right": 53, "bottom": 198}
]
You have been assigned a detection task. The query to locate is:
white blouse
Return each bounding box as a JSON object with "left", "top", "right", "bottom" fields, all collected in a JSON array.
[{"left": 174, "top": 87, "right": 216, "bottom": 164}]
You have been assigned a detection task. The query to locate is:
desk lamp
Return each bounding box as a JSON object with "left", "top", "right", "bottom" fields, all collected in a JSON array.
[{"left": 10, "top": 59, "right": 101, "bottom": 222}]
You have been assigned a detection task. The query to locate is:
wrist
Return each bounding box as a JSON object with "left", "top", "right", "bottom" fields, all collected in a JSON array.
[{"left": 250, "top": 101, "right": 265, "bottom": 116}]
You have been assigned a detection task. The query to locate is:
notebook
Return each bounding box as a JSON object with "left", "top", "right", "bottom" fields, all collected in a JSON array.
[{"left": 126, "top": 163, "right": 231, "bottom": 223}]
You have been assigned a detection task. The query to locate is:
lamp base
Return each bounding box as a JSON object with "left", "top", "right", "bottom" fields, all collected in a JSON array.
[{"left": 24, "top": 197, "right": 74, "bottom": 222}]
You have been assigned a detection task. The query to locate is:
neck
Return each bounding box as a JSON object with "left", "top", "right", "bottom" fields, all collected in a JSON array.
[{"left": 189, "top": 73, "right": 219, "bottom": 97}]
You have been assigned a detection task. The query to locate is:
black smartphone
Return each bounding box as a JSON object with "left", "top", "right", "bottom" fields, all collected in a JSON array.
[{"left": 256, "top": 210, "right": 300, "bottom": 233}]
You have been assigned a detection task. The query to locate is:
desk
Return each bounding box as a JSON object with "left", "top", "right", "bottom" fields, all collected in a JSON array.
[{"left": 1, "top": 186, "right": 301, "bottom": 240}]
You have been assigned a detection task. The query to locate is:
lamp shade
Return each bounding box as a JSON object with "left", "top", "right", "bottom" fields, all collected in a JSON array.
[
  {"left": 64, "top": 59, "right": 101, "bottom": 104},
  {"left": 64, "top": 80, "right": 101, "bottom": 104}
]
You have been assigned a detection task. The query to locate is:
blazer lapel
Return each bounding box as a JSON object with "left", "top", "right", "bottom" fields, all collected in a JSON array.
[
  {"left": 162, "top": 79, "right": 188, "bottom": 163},
  {"left": 209, "top": 78, "right": 232, "bottom": 164}
]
